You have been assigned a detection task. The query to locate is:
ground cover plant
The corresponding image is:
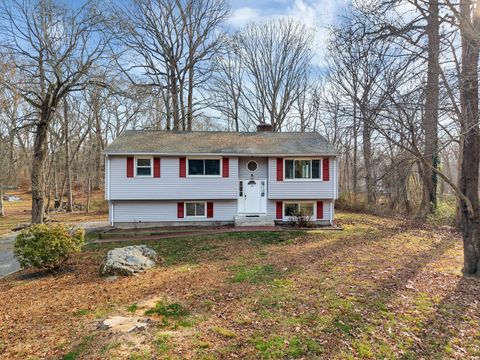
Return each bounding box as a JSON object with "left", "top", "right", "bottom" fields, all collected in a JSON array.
[{"left": 0, "top": 211, "right": 478, "bottom": 359}]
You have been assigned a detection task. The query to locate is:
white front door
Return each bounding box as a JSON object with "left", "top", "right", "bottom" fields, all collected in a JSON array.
[{"left": 238, "top": 179, "right": 267, "bottom": 214}]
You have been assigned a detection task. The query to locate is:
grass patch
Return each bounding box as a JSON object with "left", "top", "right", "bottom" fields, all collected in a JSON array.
[
  {"left": 127, "top": 303, "right": 138, "bottom": 313},
  {"left": 212, "top": 326, "right": 236, "bottom": 338},
  {"left": 145, "top": 301, "right": 189, "bottom": 318},
  {"left": 62, "top": 335, "right": 96, "bottom": 360},
  {"left": 251, "top": 334, "right": 323, "bottom": 359},
  {"left": 229, "top": 264, "right": 282, "bottom": 284}
]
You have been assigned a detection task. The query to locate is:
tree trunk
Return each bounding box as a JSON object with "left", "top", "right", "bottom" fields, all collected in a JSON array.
[
  {"left": 187, "top": 65, "right": 194, "bottom": 131},
  {"left": 459, "top": 0, "right": 480, "bottom": 275},
  {"left": 0, "top": 186, "right": 4, "bottom": 217},
  {"left": 362, "top": 114, "right": 374, "bottom": 205},
  {"left": 421, "top": 0, "right": 440, "bottom": 215},
  {"left": 64, "top": 99, "right": 73, "bottom": 213},
  {"left": 352, "top": 101, "right": 358, "bottom": 203},
  {"left": 31, "top": 116, "right": 50, "bottom": 224}
]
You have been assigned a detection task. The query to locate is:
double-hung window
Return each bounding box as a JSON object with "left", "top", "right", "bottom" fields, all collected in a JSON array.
[
  {"left": 285, "top": 159, "right": 321, "bottom": 180},
  {"left": 135, "top": 157, "right": 152, "bottom": 177},
  {"left": 188, "top": 159, "right": 221, "bottom": 176},
  {"left": 185, "top": 202, "right": 206, "bottom": 217},
  {"left": 284, "top": 202, "right": 314, "bottom": 217}
]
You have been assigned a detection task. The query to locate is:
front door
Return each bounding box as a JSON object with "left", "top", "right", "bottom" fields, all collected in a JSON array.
[{"left": 238, "top": 179, "right": 267, "bottom": 214}]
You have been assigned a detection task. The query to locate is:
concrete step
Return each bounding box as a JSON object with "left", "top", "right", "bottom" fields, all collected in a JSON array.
[{"left": 234, "top": 215, "right": 275, "bottom": 227}]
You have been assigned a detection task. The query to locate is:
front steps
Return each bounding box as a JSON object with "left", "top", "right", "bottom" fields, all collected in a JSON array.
[{"left": 234, "top": 215, "right": 275, "bottom": 227}]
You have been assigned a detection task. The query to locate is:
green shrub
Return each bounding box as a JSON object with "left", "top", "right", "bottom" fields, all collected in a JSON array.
[
  {"left": 427, "top": 198, "right": 456, "bottom": 226},
  {"left": 14, "top": 224, "right": 85, "bottom": 271}
]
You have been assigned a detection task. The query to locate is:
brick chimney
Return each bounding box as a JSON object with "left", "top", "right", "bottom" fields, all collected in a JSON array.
[{"left": 257, "top": 123, "right": 273, "bottom": 132}]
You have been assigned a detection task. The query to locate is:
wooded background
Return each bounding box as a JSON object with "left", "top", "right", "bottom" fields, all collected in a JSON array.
[{"left": 0, "top": 0, "right": 479, "bottom": 274}]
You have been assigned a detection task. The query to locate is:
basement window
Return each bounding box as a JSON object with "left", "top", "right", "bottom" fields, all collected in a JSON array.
[
  {"left": 185, "top": 202, "right": 206, "bottom": 217},
  {"left": 284, "top": 202, "right": 314, "bottom": 217}
]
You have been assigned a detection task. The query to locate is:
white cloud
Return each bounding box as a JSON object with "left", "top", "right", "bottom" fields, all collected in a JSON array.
[{"left": 228, "top": 7, "right": 262, "bottom": 28}]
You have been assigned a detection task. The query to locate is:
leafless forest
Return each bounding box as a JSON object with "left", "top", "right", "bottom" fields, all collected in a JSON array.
[{"left": 0, "top": 0, "right": 479, "bottom": 275}]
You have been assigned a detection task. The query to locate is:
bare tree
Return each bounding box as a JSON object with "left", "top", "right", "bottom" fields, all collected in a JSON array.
[
  {"left": 0, "top": 0, "right": 109, "bottom": 223},
  {"left": 114, "top": 0, "right": 228, "bottom": 131},
  {"left": 234, "top": 19, "right": 313, "bottom": 131}
]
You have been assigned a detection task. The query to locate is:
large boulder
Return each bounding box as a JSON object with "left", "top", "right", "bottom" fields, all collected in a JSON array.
[{"left": 100, "top": 245, "right": 158, "bottom": 276}]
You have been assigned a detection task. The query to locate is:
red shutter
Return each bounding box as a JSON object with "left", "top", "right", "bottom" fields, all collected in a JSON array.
[
  {"left": 207, "top": 202, "right": 214, "bottom": 218},
  {"left": 127, "top": 157, "right": 134, "bottom": 177},
  {"left": 222, "top": 158, "right": 229, "bottom": 177},
  {"left": 177, "top": 202, "right": 184, "bottom": 218},
  {"left": 276, "top": 201, "right": 283, "bottom": 220},
  {"left": 323, "top": 158, "right": 330, "bottom": 181},
  {"left": 317, "top": 201, "right": 324, "bottom": 220},
  {"left": 179, "top": 157, "right": 186, "bottom": 177},
  {"left": 153, "top": 157, "right": 161, "bottom": 178},
  {"left": 276, "top": 158, "right": 283, "bottom": 181}
]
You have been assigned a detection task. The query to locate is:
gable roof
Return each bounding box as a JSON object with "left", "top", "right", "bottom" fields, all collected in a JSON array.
[{"left": 104, "top": 130, "right": 338, "bottom": 156}]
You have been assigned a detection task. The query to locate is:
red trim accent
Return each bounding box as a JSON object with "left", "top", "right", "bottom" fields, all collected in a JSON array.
[
  {"left": 323, "top": 158, "right": 330, "bottom": 181},
  {"left": 207, "top": 202, "right": 214, "bottom": 218},
  {"left": 177, "top": 202, "right": 184, "bottom": 218},
  {"left": 179, "top": 157, "right": 186, "bottom": 177},
  {"left": 153, "top": 157, "right": 161, "bottom": 178},
  {"left": 317, "top": 201, "right": 324, "bottom": 220},
  {"left": 127, "top": 157, "right": 134, "bottom": 178},
  {"left": 222, "top": 158, "right": 229, "bottom": 178},
  {"left": 276, "top": 202, "right": 283, "bottom": 220},
  {"left": 276, "top": 158, "right": 283, "bottom": 181}
]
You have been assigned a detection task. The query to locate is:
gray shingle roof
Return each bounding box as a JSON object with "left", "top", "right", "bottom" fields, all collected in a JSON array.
[{"left": 104, "top": 130, "right": 338, "bottom": 156}]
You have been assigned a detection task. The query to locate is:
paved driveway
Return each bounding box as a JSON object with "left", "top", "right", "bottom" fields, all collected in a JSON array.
[
  {"left": 0, "top": 221, "right": 110, "bottom": 279},
  {"left": 0, "top": 233, "right": 20, "bottom": 278}
]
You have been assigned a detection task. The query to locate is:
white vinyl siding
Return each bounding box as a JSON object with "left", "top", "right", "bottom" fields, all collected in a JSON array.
[
  {"left": 109, "top": 156, "right": 238, "bottom": 200},
  {"left": 112, "top": 200, "right": 237, "bottom": 222},
  {"left": 268, "top": 157, "right": 336, "bottom": 199}
]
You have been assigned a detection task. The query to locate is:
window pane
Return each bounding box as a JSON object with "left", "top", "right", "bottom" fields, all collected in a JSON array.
[
  {"left": 239, "top": 181, "right": 243, "bottom": 196},
  {"left": 300, "top": 203, "right": 314, "bottom": 216},
  {"left": 284, "top": 203, "right": 298, "bottom": 216},
  {"left": 196, "top": 203, "right": 205, "bottom": 216},
  {"left": 188, "top": 159, "right": 204, "bottom": 175},
  {"left": 137, "top": 159, "right": 151, "bottom": 167},
  {"left": 295, "top": 160, "right": 311, "bottom": 179},
  {"left": 205, "top": 159, "right": 220, "bottom": 175},
  {"left": 312, "top": 160, "right": 320, "bottom": 179},
  {"left": 285, "top": 160, "right": 294, "bottom": 179},
  {"left": 186, "top": 203, "right": 196, "bottom": 216},
  {"left": 137, "top": 167, "right": 151, "bottom": 176}
]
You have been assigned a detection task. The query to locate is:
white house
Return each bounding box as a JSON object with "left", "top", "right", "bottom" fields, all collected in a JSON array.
[{"left": 104, "top": 126, "right": 338, "bottom": 227}]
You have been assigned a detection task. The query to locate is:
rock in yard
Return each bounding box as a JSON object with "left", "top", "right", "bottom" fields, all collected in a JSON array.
[
  {"left": 100, "top": 245, "right": 158, "bottom": 276},
  {"left": 100, "top": 316, "right": 150, "bottom": 333}
]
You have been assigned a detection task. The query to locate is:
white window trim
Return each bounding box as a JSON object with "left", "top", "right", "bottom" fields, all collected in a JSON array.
[
  {"left": 283, "top": 158, "right": 323, "bottom": 182},
  {"left": 135, "top": 156, "right": 153, "bottom": 178},
  {"left": 283, "top": 201, "right": 316, "bottom": 220},
  {"left": 184, "top": 201, "right": 207, "bottom": 218},
  {"left": 186, "top": 157, "right": 222, "bottom": 178},
  {"left": 246, "top": 160, "right": 259, "bottom": 173}
]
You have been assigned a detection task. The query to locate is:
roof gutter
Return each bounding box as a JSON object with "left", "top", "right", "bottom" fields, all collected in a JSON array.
[{"left": 102, "top": 152, "right": 339, "bottom": 157}]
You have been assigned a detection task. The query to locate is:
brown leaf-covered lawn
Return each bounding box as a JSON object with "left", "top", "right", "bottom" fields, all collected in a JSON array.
[
  {"left": 0, "top": 212, "right": 479, "bottom": 359},
  {"left": 0, "top": 189, "right": 108, "bottom": 236}
]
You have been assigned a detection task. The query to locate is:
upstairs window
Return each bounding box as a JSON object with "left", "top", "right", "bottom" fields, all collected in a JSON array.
[
  {"left": 188, "top": 159, "right": 220, "bottom": 176},
  {"left": 136, "top": 157, "right": 152, "bottom": 177},
  {"left": 285, "top": 159, "right": 321, "bottom": 180}
]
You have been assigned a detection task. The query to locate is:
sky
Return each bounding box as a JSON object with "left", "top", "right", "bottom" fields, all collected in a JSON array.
[{"left": 227, "top": 0, "right": 350, "bottom": 66}]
